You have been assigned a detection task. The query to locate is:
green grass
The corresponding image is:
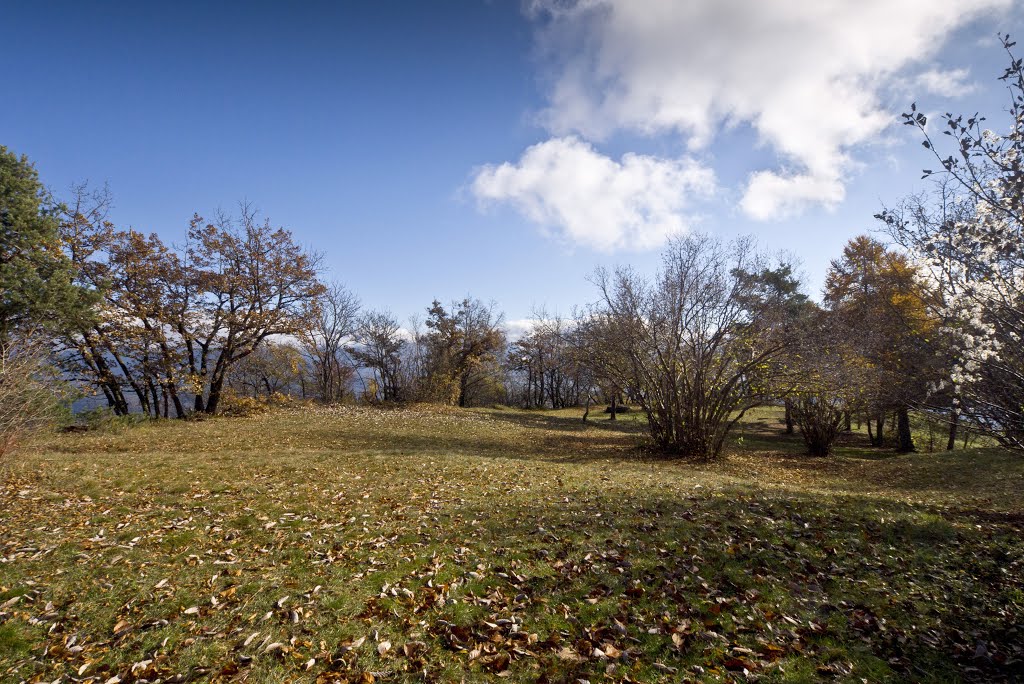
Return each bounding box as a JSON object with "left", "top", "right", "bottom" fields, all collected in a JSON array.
[{"left": 1, "top": 404, "right": 1022, "bottom": 683}]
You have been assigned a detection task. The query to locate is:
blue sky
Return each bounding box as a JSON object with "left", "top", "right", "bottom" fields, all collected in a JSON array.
[{"left": 4, "top": 1, "right": 1023, "bottom": 329}]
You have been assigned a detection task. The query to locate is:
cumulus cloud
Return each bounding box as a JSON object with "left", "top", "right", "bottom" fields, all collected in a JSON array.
[
  {"left": 472, "top": 137, "right": 715, "bottom": 252},
  {"left": 522, "top": 0, "right": 1008, "bottom": 221}
]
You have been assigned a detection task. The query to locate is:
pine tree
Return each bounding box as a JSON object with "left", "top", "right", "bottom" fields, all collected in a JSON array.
[{"left": 0, "top": 146, "right": 92, "bottom": 338}]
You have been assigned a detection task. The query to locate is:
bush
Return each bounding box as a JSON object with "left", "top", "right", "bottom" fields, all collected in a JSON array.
[
  {"left": 791, "top": 394, "right": 845, "bottom": 457},
  {"left": 217, "top": 389, "right": 271, "bottom": 417},
  {"left": 217, "top": 389, "right": 296, "bottom": 417},
  {"left": 0, "top": 333, "right": 64, "bottom": 465},
  {"left": 589, "top": 235, "right": 794, "bottom": 459}
]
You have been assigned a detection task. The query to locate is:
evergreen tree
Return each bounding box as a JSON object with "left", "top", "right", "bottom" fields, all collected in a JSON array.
[{"left": 0, "top": 146, "right": 92, "bottom": 338}]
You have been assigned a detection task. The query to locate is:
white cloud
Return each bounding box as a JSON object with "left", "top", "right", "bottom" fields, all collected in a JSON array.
[
  {"left": 472, "top": 136, "right": 715, "bottom": 251},
  {"left": 503, "top": 318, "right": 536, "bottom": 341},
  {"left": 524, "top": 0, "right": 1009, "bottom": 221},
  {"left": 741, "top": 169, "right": 846, "bottom": 221},
  {"left": 913, "top": 67, "right": 978, "bottom": 97}
]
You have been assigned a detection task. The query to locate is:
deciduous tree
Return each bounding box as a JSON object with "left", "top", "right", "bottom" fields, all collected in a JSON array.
[
  {"left": 876, "top": 35, "right": 1024, "bottom": 450},
  {"left": 300, "top": 281, "right": 359, "bottom": 403},
  {"left": 787, "top": 307, "right": 869, "bottom": 456},
  {"left": 350, "top": 310, "right": 405, "bottom": 402},
  {"left": 824, "top": 236, "right": 934, "bottom": 452},
  {"left": 591, "top": 234, "right": 795, "bottom": 459},
  {"left": 416, "top": 298, "right": 506, "bottom": 407},
  {"left": 58, "top": 201, "right": 324, "bottom": 416}
]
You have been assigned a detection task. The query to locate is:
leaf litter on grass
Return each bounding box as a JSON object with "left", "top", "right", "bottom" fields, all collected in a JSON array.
[{"left": 0, "top": 404, "right": 1022, "bottom": 682}]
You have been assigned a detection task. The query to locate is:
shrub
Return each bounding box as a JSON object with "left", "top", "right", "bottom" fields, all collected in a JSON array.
[
  {"left": 217, "top": 389, "right": 272, "bottom": 417},
  {"left": 217, "top": 389, "right": 296, "bottom": 417},
  {"left": 0, "top": 333, "right": 64, "bottom": 465}
]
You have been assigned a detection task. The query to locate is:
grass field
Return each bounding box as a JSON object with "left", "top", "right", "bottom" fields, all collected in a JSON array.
[{"left": 1, "top": 404, "right": 1022, "bottom": 683}]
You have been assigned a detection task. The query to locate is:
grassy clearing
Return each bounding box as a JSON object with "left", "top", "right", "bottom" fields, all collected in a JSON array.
[{"left": 1, "top": 404, "right": 1022, "bottom": 683}]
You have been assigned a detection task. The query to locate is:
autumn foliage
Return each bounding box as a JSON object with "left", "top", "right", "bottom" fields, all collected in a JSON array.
[{"left": 57, "top": 199, "right": 324, "bottom": 417}]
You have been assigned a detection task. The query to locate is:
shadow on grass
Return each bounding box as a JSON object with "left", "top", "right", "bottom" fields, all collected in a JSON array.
[
  {"left": 486, "top": 408, "right": 649, "bottom": 436},
  {"left": 428, "top": 485, "right": 1024, "bottom": 683},
  {"left": 375, "top": 427, "right": 650, "bottom": 465},
  {"left": 732, "top": 413, "right": 896, "bottom": 458}
]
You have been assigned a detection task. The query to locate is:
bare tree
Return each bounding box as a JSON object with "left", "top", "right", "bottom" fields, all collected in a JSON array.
[
  {"left": 787, "top": 308, "right": 869, "bottom": 456},
  {"left": 300, "top": 281, "right": 359, "bottom": 403},
  {"left": 590, "top": 234, "right": 793, "bottom": 459},
  {"left": 350, "top": 310, "right": 405, "bottom": 402},
  {"left": 507, "top": 309, "right": 594, "bottom": 410}
]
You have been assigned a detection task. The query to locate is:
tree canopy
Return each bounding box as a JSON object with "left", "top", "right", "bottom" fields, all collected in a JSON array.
[{"left": 0, "top": 147, "right": 92, "bottom": 337}]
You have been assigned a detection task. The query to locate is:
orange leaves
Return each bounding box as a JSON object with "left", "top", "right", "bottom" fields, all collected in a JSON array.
[{"left": 723, "top": 655, "right": 754, "bottom": 672}]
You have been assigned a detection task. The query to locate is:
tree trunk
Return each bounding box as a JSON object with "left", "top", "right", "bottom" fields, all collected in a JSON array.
[
  {"left": 91, "top": 366, "right": 126, "bottom": 415},
  {"left": 582, "top": 393, "right": 591, "bottom": 423},
  {"left": 844, "top": 411, "right": 852, "bottom": 432},
  {"left": 204, "top": 348, "right": 237, "bottom": 414},
  {"left": 148, "top": 380, "right": 160, "bottom": 418},
  {"left": 205, "top": 373, "right": 227, "bottom": 414},
  {"left": 194, "top": 342, "right": 211, "bottom": 412},
  {"left": 784, "top": 400, "right": 794, "bottom": 434},
  {"left": 98, "top": 383, "right": 116, "bottom": 412},
  {"left": 609, "top": 394, "right": 617, "bottom": 421},
  {"left": 538, "top": 352, "right": 545, "bottom": 408},
  {"left": 946, "top": 404, "right": 959, "bottom": 451},
  {"left": 167, "top": 384, "right": 184, "bottom": 418},
  {"left": 896, "top": 405, "right": 915, "bottom": 453},
  {"left": 81, "top": 333, "right": 129, "bottom": 415}
]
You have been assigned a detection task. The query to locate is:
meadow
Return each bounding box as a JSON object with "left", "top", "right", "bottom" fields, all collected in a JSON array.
[{"left": 1, "top": 405, "right": 1022, "bottom": 683}]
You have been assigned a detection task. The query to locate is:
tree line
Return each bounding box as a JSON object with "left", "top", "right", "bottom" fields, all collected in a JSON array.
[{"left": 2, "top": 40, "right": 1023, "bottom": 461}]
